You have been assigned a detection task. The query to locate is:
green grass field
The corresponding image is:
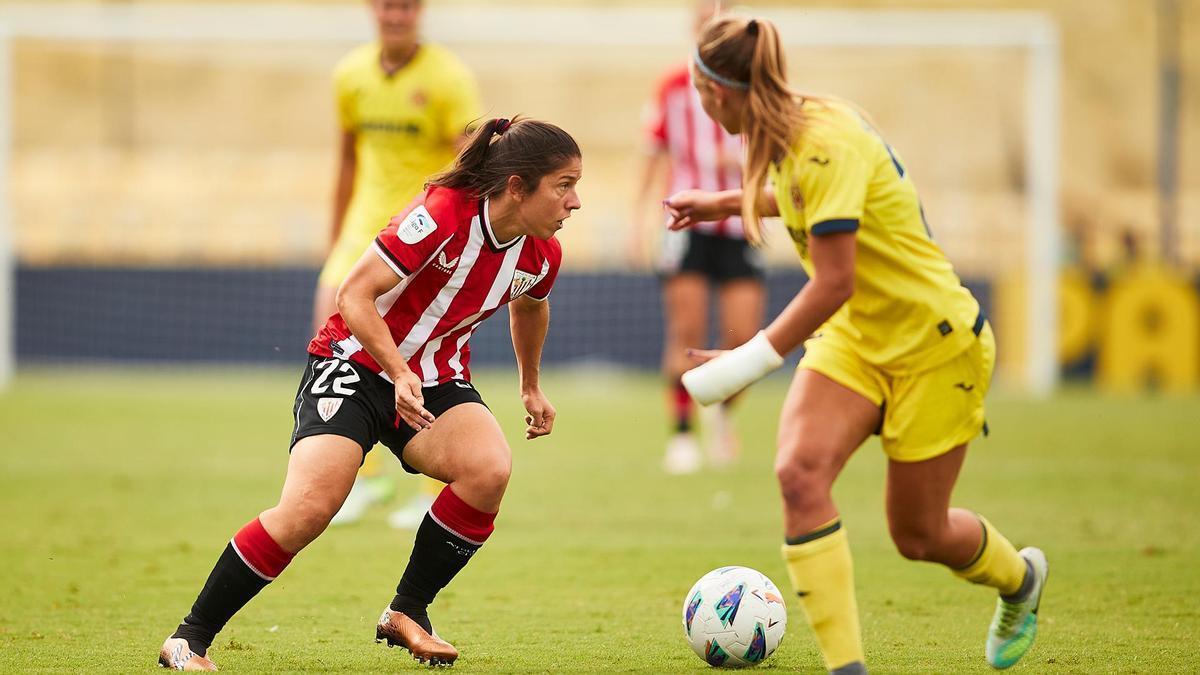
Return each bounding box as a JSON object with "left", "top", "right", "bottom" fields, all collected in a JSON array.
[{"left": 1, "top": 367, "right": 1197, "bottom": 673}]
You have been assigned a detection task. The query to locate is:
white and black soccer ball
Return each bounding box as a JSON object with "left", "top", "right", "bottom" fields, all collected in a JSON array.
[{"left": 682, "top": 566, "right": 787, "bottom": 668}]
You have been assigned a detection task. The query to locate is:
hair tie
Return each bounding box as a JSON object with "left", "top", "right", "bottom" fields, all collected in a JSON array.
[
  {"left": 494, "top": 118, "right": 511, "bottom": 135},
  {"left": 747, "top": 19, "right": 759, "bottom": 36}
]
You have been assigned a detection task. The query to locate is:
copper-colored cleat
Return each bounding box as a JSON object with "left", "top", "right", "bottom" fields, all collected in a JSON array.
[
  {"left": 158, "top": 637, "right": 218, "bottom": 671},
  {"left": 375, "top": 608, "right": 458, "bottom": 666}
]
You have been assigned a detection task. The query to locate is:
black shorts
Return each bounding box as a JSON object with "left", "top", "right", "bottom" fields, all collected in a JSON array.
[
  {"left": 658, "top": 229, "right": 765, "bottom": 283},
  {"left": 290, "top": 354, "right": 487, "bottom": 473}
]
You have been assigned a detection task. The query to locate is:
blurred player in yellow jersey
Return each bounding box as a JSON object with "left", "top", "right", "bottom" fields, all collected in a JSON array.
[
  {"left": 667, "top": 14, "right": 1048, "bottom": 675},
  {"left": 316, "top": 0, "right": 482, "bottom": 527}
]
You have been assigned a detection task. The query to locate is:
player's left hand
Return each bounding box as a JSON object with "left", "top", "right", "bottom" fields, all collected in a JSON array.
[
  {"left": 521, "top": 387, "right": 556, "bottom": 440},
  {"left": 686, "top": 348, "right": 727, "bottom": 364},
  {"left": 663, "top": 189, "right": 723, "bottom": 231}
]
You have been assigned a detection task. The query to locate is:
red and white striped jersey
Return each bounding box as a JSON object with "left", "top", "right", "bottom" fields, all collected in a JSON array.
[
  {"left": 645, "top": 63, "right": 746, "bottom": 239},
  {"left": 309, "top": 186, "right": 561, "bottom": 386}
]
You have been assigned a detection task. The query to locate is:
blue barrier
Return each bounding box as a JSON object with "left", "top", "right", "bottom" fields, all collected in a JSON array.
[{"left": 16, "top": 266, "right": 991, "bottom": 369}]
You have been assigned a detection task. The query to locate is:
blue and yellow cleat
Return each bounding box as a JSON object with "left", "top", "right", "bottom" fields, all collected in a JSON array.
[{"left": 986, "top": 547, "right": 1048, "bottom": 669}]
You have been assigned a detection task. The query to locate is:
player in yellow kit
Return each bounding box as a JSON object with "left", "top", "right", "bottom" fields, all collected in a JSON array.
[
  {"left": 316, "top": 0, "right": 482, "bottom": 527},
  {"left": 666, "top": 14, "right": 1048, "bottom": 674}
]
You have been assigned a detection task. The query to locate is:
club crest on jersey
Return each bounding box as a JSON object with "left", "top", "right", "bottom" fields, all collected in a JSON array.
[
  {"left": 397, "top": 205, "right": 437, "bottom": 245},
  {"left": 788, "top": 224, "right": 809, "bottom": 257},
  {"left": 510, "top": 261, "right": 549, "bottom": 299},
  {"left": 317, "top": 397, "right": 343, "bottom": 422},
  {"left": 434, "top": 250, "right": 460, "bottom": 273},
  {"left": 510, "top": 270, "right": 537, "bottom": 298}
]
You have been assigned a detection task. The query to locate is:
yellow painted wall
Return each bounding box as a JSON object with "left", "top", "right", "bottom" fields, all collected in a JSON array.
[{"left": 4, "top": 0, "right": 1197, "bottom": 271}]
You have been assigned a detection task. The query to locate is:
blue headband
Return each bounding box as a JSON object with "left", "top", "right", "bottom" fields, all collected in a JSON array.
[{"left": 692, "top": 48, "right": 750, "bottom": 91}]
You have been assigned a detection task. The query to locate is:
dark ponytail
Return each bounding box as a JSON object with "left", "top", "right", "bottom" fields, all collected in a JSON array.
[{"left": 428, "top": 116, "right": 581, "bottom": 199}]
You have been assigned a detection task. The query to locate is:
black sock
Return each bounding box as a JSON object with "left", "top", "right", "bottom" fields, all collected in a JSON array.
[
  {"left": 389, "top": 598, "right": 434, "bottom": 634},
  {"left": 390, "top": 513, "right": 482, "bottom": 633},
  {"left": 171, "top": 543, "right": 271, "bottom": 656}
]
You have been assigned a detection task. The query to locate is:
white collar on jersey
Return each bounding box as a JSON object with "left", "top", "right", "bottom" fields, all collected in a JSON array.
[{"left": 479, "top": 197, "right": 525, "bottom": 252}]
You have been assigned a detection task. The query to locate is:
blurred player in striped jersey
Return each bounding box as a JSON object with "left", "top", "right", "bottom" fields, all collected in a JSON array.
[
  {"left": 160, "top": 118, "right": 581, "bottom": 670},
  {"left": 633, "top": 0, "right": 765, "bottom": 475},
  {"left": 315, "top": 0, "right": 482, "bottom": 527}
]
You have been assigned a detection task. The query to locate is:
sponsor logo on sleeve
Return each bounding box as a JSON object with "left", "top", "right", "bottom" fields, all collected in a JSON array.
[{"left": 397, "top": 205, "right": 438, "bottom": 245}]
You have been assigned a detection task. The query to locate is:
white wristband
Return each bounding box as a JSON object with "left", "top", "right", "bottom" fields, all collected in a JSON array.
[{"left": 681, "top": 330, "right": 784, "bottom": 406}]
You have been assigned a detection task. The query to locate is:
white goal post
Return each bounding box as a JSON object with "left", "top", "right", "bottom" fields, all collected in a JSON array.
[{"left": 0, "top": 3, "right": 1060, "bottom": 395}]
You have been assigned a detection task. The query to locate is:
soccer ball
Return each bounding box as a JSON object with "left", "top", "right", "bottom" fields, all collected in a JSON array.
[{"left": 682, "top": 566, "right": 787, "bottom": 668}]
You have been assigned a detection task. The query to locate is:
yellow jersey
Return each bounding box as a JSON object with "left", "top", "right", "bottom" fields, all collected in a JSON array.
[
  {"left": 770, "top": 99, "right": 981, "bottom": 374},
  {"left": 335, "top": 42, "right": 482, "bottom": 241}
]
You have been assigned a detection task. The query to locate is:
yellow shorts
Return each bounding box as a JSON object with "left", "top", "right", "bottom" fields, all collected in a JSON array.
[
  {"left": 798, "top": 321, "right": 996, "bottom": 462},
  {"left": 317, "top": 226, "right": 377, "bottom": 289}
]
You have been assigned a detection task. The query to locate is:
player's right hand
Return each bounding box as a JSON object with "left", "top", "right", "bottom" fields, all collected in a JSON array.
[
  {"left": 394, "top": 371, "right": 435, "bottom": 432},
  {"left": 663, "top": 190, "right": 722, "bottom": 231},
  {"left": 681, "top": 331, "right": 784, "bottom": 406}
]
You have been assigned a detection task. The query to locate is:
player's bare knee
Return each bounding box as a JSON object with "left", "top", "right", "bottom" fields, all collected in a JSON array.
[
  {"left": 775, "top": 456, "right": 835, "bottom": 511},
  {"left": 259, "top": 503, "right": 330, "bottom": 551},
  {"left": 478, "top": 463, "right": 511, "bottom": 498},
  {"left": 457, "top": 453, "right": 511, "bottom": 502},
  {"left": 294, "top": 502, "right": 338, "bottom": 542},
  {"left": 775, "top": 437, "right": 838, "bottom": 481}
]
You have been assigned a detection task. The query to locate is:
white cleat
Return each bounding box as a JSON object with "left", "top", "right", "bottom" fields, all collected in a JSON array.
[
  {"left": 387, "top": 492, "right": 436, "bottom": 530},
  {"left": 330, "top": 479, "right": 377, "bottom": 526},
  {"left": 158, "top": 637, "right": 218, "bottom": 671},
  {"left": 702, "top": 405, "right": 740, "bottom": 468},
  {"left": 986, "top": 547, "right": 1048, "bottom": 669},
  {"left": 662, "top": 433, "right": 702, "bottom": 475}
]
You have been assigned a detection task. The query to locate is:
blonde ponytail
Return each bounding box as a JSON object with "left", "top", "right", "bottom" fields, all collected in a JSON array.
[{"left": 696, "top": 15, "right": 806, "bottom": 245}]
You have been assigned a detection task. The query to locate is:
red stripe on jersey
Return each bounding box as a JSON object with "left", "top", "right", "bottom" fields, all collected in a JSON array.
[
  {"left": 682, "top": 81, "right": 699, "bottom": 209},
  {"left": 654, "top": 63, "right": 746, "bottom": 240},
  {"left": 712, "top": 113, "right": 729, "bottom": 237},
  {"left": 430, "top": 325, "right": 467, "bottom": 381},
  {"left": 374, "top": 235, "right": 413, "bottom": 275},
  {"left": 308, "top": 186, "right": 561, "bottom": 385}
]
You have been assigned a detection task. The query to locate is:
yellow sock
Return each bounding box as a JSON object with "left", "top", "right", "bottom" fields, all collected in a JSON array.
[
  {"left": 781, "top": 520, "right": 864, "bottom": 671},
  {"left": 952, "top": 514, "right": 1027, "bottom": 595},
  {"left": 421, "top": 475, "right": 445, "bottom": 497}
]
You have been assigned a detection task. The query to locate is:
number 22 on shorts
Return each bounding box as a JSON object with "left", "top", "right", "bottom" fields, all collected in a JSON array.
[{"left": 311, "top": 358, "right": 361, "bottom": 396}]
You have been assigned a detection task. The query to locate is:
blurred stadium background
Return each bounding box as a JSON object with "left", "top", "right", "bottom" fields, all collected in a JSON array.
[
  {"left": 1, "top": 0, "right": 1197, "bottom": 392},
  {"left": 1, "top": 2, "right": 1198, "bottom": 672}
]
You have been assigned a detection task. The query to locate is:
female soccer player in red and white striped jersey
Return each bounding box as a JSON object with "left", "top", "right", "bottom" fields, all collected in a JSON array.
[
  {"left": 158, "top": 118, "right": 581, "bottom": 671},
  {"left": 632, "top": 0, "right": 766, "bottom": 475}
]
